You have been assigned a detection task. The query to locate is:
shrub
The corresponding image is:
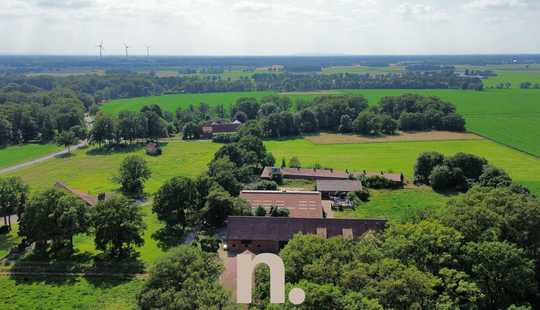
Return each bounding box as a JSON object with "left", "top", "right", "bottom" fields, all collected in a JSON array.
[
  {"left": 212, "top": 133, "right": 240, "bottom": 144},
  {"left": 254, "top": 180, "right": 278, "bottom": 190},
  {"left": 270, "top": 206, "right": 289, "bottom": 217},
  {"left": 363, "top": 176, "right": 400, "bottom": 189},
  {"left": 255, "top": 206, "right": 267, "bottom": 216}
]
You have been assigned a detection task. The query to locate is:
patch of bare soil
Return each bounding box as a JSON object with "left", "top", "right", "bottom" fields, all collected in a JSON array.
[{"left": 306, "top": 131, "right": 483, "bottom": 144}]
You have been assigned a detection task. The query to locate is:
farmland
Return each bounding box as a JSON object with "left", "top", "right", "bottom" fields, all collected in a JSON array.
[
  {"left": 0, "top": 144, "right": 62, "bottom": 170},
  {"left": 266, "top": 138, "right": 540, "bottom": 196},
  {"left": 4, "top": 141, "right": 220, "bottom": 195},
  {"left": 102, "top": 88, "right": 540, "bottom": 157},
  {"left": 101, "top": 91, "right": 273, "bottom": 116}
]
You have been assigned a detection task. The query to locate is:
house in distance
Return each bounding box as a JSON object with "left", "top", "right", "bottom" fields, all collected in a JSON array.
[{"left": 200, "top": 120, "right": 241, "bottom": 139}]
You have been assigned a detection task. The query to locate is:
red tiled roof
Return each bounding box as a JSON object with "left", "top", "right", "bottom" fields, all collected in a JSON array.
[
  {"left": 240, "top": 190, "right": 323, "bottom": 218},
  {"left": 226, "top": 216, "right": 387, "bottom": 241}
]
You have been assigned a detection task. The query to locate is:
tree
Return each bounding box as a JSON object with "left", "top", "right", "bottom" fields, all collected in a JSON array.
[
  {"left": 436, "top": 268, "right": 484, "bottom": 310},
  {"left": 232, "top": 97, "right": 260, "bottom": 120},
  {"left": 19, "top": 188, "right": 88, "bottom": 255},
  {"left": 207, "top": 157, "right": 242, "bottom": 196},
  {"left": 379, "top": 115, "right": 398, "bottom": 135},
  {"left": 153, "top": 176, "right": 199, "bottom": 235},
  {"left": 445, "top": 153, "right": 487, "bottom": 181},
  {"left": 233, "top": 111, "right": 248, "bottom": 123},
  {"left": 182, "top": 122, "right": 200, "bottom": 140},
  {"left": 299, "top": 109, "right": 319, "bottom": 133},
  {"left": 478, "top": 165, "right": 512, "bottom": 188},
  {"left": 414, "top": 152, "right": 445, "bottom": 184},
  {"left": 399, "top": 112, "right": 427, "bottom": 131},
  {"left": 338, "top": 115, "right": 353, "bottom": 133},
  {"left": 39, "top": 114, "right": 55, "bottom": 143},
  {"left": 288, "top": 156, "right": 301, "bottom": 168},
  {"left": 56, "top": 130, "right": 78, "bottom": 153},
  {"left": 462, "top": 241, "right": 536, "bottom": 309},
  {"left": 90, "top": 113, "right": 115, "bottom": 146},
  {"left": 137, "top": 246, "right": 233, "bottom": 309},
  {"left": 92, "top": 195, "right": 145, "bottom": 258},
  {"left": 117, "top": 155, "right": 152, "bottom": 197},
  {"left": 429, "top": 165, "right": 467, "bottom": 192},
  {"left": 0, "top": 177, "right": 28, "bottom": 229},
  {"left": 0, "top": 117, "right": 12, "bottom": 146},
  {"left": 254, "top": 206, "right": 267, "bottom": 216},
  {"left": 353, "top": 112, "right": 381, "bottom": 135},
  {"left": 441, "top": 113, "right": 466, "bottom": 132},
  {"left": 382, "top": 220, "right": 463, "bottom": 273},
  {"left": 201, "top": 185, "right": 235, "bottom": 227},
  {"left": 144, "top": 111, "right": 168, "bottom": 141}
]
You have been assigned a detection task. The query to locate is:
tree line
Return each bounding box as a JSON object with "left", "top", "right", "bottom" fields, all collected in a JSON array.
[{"left": 192, "top": 94, "right": 466, "bottom": 140}]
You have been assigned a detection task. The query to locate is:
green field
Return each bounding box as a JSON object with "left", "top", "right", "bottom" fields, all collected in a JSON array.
[
  {"left": 266, "top": 138, "right": 540, "bottom": 196},
  {"left": 4, "top": 141, "right": 220, "bottom": 195},
  {"left": 101, "top": 91, "right": 274, "bottom": 116},
  {"left": 0, "top": 144, "right": 62, "bottom": 170},
  {"left": 338, "top": 187, "right": 451, "bottom": 223},
  {"left": 0, "top": 276, "right": 142, "bottom": 310},
  {"left": 101, "top": 88, "right": 540, "bottom": 157}
]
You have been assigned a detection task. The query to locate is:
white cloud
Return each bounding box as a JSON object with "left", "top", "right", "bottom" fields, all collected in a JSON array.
[{"left": 464, "top": 0, "right": 528, "bottom": 10}]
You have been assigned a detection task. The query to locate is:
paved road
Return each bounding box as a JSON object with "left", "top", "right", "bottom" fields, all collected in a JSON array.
[{"left": 0, "top": 142, "right": 87, "bottom": 175}]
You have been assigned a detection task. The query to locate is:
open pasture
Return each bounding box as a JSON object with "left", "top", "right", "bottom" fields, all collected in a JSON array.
[
  {"left": 4, "top": 141, "right": 220, "bottom": 195},
  {"left": 265, "top": 138, "right": 540, "bottom": 196},
  {"left": 0, "top": 144, "right": 62, "bottom": 170}
]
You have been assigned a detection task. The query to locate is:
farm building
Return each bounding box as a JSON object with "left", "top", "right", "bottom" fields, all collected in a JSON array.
[
  {"left": 260, "top": 167, "right": 352, "bottom": 180},
  {"left": 316, "top": 179, "right": 363, "bottom": 198},
  {"left": 200, "top": 120, "right": 241, "bottom": 139},
  {"left": 226, "top": 216, "right": 387, "bottom": 253},
  {"left": 239, "top": 190, "right": 323, "bottom": 218}
]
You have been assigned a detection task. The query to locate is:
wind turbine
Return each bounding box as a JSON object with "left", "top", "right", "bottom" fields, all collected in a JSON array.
[
  {"left": 145, "top": 45, "right": 151, "bottom": 57},
  {"left": 124, "top": 43, "right": 130, "bottom": 58},
  {"left": 97, "top": 41, "right": 104, "bottom": 58}
]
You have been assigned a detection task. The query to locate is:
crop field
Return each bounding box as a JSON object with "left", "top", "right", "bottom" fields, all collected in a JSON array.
[
  {"left": 4, "top": 141, "right": 220, "bottom": 195},
  {"left": 101, "top": 91, "right": 273, "bottom": 116},
  {"left": 0, "top": 144, "right": 62, "bottom": 170},
  {"left": 266, "top": 138, "right": 540, "bottom": 196}
]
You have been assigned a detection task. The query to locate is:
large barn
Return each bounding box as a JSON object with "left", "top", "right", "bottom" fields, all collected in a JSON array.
[{"left": 226, "top": 216, "right": 387, "bottom": 253}]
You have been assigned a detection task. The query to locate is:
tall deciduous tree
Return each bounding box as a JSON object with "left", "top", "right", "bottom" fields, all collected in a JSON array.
[
  {"left": 117, "top": 155, "right": 152, "bottom": 197},
  {"left": 137, "top": 246, "right": 233, "bottom": 309},
  {"left": 92, "top": 195, "right": 145, "bottom": 258}
]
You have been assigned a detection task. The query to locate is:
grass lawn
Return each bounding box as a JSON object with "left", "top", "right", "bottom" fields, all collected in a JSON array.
[
  {"left": 101, "top": 91, "right": 274, "bottom": 116},
  {"left": 337, "top": 187, "right": 452, "bottom": 223},
  {"left": 0, "top": 144, "right": 62, "bottom": 170},
  {"left": 5, "top": 141, "right": 220, "bottom": 195},
  {"left": 265, "top": 138, "right": 540, "bottom": 196},
  {"left": 0, "top": 276, "right": 143, "bottom": 310}
]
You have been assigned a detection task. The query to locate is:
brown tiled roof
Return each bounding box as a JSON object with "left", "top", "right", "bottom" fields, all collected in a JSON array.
[
  {"left": 55, "top": 182, "right": 98, "bottom": 206},
  {"left": 240, "top": 190, "right": 323, "bottom": 218},
  {"left": 226, "top": 216, "right": 387, "bottom": 241},
  {"left": 211, "top": 123, "right": 241, "bottom": 134},
  {"left": 316, "top": 179, "right": 363, "bottom": 193},
  {"left": 260, "top": 167, "right": 351, "bottom": 180}
]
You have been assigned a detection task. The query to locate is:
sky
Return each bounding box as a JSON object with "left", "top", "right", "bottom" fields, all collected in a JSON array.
[{"left": 0, "top": 0, "right": 539, "bottom": 56}]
